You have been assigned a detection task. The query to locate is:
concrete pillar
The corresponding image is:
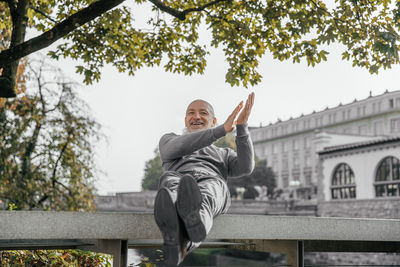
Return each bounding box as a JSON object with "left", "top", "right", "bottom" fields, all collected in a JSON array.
[{"left": 86, "top": 239, "right": 128, "bottom": 267}]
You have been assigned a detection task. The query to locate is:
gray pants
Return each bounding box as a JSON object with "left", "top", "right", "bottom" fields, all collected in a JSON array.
[{"left": 158, "top": 170, "right": 231, "bottom": 251}]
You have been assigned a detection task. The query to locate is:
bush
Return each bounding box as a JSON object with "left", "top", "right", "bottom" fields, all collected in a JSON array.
[{"left": 0, "top": 249, "right": 111, "bottom": 267}]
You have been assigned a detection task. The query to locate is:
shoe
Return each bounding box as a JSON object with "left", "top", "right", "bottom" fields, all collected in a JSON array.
[
  {"left": 154, "top": 188, "right": 183, "bottom": 266},
  {"left": 176, "top": 175, "right": 206, "bottom": 243}
]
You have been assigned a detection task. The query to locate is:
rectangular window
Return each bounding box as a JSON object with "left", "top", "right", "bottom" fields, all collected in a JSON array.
[
  {"left": 282, "top": 158, "right": 289, "bottom": 170},
  {"left": 281, "top": 126, "right": 288, "bottom": 135},
  {"left": 357, "top": 106, "right": 365, "bottom": 116},
  {"left": 315, "top": 118, "right": 319, "bottom": 127},
  {"left": 304, "top": 137, "right": 311, "bottom": 148},
  {"left": 272, "top": 144, "right": 278, "bottom": 154},
  {"left": 291, "top": 123, "right": 298, "bottom": 132},
  {"left": 282, "top": 142, "right": 288, "bottom": 152},
  {"left": 266, "top": 130, "right": 270, "bottom": 139},
  {"left": 305, "top": 174, "right": 312, "bottom": 186},
  {"left": 303, "top": 119, "right": 311, "bottom": 129},
  {"left": 283, "top": 175, "right": 289, "bottom": 188},
  {"left": 372, "top": 103, "right": 376, "bottom": 113},
  {"left": 342, "top": 111, "right": 346, "bottom": 120},
  {"left": 396, "top": 98, "right": 400, "bottom": 108},
  {"left": 343, "top": 128, "right": 353, "bottom": 134},
  {"left": 390, "top": 118, "right": 400, "bottom": 133},
  {"left": 293, "top": 139, "right": 299, "bottom": 150},
  {"left": 305, "top": 155, "right": 311, "bottom": 167},
  {"left": 293, "top": 156, "right": 299, "bottom": 167},
  {"left": 255, "top": 147, "right": 263, "bottom": 157},
  {"left": 358, "top": 125, "right": 368, "bottom": 135},
  {"left": 389, "top": 99, "right": 394, "bottom": 109},
  {"left": 374, "top": 121, "right": 384, "bottom": 135},
  {"left": 272, "top": 160, "right": 278, "bottom": 172},
  {"left": 263, "top": 145, "right": 269, "bottom": 156}
]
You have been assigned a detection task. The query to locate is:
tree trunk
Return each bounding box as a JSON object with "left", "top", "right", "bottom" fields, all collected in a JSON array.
[{"left": 0, "top": 0, "right": 30, "bottom": 98}]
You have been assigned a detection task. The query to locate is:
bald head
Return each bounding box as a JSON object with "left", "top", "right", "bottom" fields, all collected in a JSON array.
[
  {"left": 187, "top": 99, "right": 215, "bottom": 118},
  {"left": 185, "top": 99, "right": 217, "bottom": 132}
]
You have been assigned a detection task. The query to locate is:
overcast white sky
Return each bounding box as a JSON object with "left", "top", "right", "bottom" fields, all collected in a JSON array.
[{"left": 37, "top": 2, "right": 400, "bottom": 194}]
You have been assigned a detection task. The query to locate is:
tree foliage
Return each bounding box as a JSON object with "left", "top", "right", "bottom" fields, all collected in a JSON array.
[
  {"left": 142, "top": 148, "right": 163, "bottom": 190},
  {"left": 2, "top": 0, "right": 400, "bottom": 97},
  {"left": 228, "top": 159, "right": 277, "bottom": 199},
  {"left": 0, "top": 249, "right": 111, "bottom": 267},
  {"left": 0, "top": 57, "right": 103, "bottom": 211},
  {"left": 214, "top": 133, "right": 236, "bottom": 150}
]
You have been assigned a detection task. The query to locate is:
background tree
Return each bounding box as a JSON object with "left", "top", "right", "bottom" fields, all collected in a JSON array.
[
  {"left": 2, "top": 0, "right": 400, "bottom": 97},
  {"left": 214, "top": 134, "right": 277, "bottom": 199},
  {"left": 0, "top": 57, "right": 103, "bottom": 211},
  {"left": 228, "top": 159, "right": 277, "bottom": 200},
  {"left": 214, "top": 133, "right": 236, "bottom": 150},
  {"left": 141, "top": 148, "right": 163, "bottom": 190}
]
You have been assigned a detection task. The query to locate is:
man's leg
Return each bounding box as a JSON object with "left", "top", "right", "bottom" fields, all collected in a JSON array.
[
  {"left": 154, "top": 172, "right": 185, "bottom": 266},
  {"left": 176, "top": 175, "right": 206, "bottom": 242},
  {"left": 197, "top": 177, "right": 231, "bottom": 233},
  {"left": 176, "top": 175, "right": 230, "bottom": 252}
]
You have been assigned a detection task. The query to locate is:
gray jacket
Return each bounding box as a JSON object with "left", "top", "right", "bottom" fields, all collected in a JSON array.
[{"left": 159, "top": 124, "right": 254, "bottom": 180}]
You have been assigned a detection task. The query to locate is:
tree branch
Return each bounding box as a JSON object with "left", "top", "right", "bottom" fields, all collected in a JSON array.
[
  {"left": 147, "top": 0, "right": 227, "bottom": 21},
  {"left": 51, "top": 131, "right": 72, "bottom": 189},
  {"left": 182, "top": 0, "right": 227, "bottom": 16},
  {"left": 54, "top": 180, "right": 72, "bottom": 193},
  {"left": 147, "top": 0, "right": 185, "bottom": 20},
  {"left": 28, "top": 2, "right": 57, "bottom": 23},
  {"left": 0, "top": 0, "right": 126, "bottom": 68}
]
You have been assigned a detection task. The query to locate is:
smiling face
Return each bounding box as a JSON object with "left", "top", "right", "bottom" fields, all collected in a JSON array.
[{"left": 185, "top": 100, "right": 217, "bottom": 133}]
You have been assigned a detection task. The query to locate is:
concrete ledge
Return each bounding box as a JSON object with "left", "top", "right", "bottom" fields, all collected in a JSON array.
[
  {"left": 0, "top": 211, "right": 399, "bottom": 242},
  {"left": 1, "top": 211, "right": 399, "bottom": 267}
]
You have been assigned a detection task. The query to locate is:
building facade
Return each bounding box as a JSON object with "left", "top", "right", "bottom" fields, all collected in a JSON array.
[
  {"left": 249, "top": 90, "right": 400, "bottom": 199},
  {"left": 318, "top": 137, "right": 400, "bottom": 201}
]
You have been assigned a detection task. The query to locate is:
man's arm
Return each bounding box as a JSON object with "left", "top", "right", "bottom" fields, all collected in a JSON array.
[
  {"left": 227, "top": 124, "right": 255, "bottom": 177},
  {"left": 159, "top": 125, "right": 226, "bottom": 161},
  {"left": 226, "top": 93, "right": 256, "bottom": 177}
]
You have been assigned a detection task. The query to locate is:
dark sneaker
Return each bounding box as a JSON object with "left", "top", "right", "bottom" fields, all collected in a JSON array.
[
  {"left": 176, "top": 175, "right": 206, "bottom": 243},
  {"left": 154, "top": 188, "right": 183, "bottom": 266}
]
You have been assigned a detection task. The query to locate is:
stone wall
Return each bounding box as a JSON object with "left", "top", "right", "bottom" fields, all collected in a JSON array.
[
  {"left": 318, "top": 198, "right": 400, "bottom": 219},
  {"left": 95, "top": 191, "right": 156, "bottom": 212}
]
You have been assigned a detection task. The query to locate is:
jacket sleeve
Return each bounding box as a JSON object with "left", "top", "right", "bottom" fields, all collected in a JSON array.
[
  {"left": 227, "top": 124, "right": 255, "bottom": 177},
  {"left": 159, "top": 124, "right": 226, "bottom": 162}
]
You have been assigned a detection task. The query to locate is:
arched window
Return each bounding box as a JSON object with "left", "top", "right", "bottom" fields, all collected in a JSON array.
[
  {"left": 331, "top": 163, "right": 356, "bottom": 199},
  {"left": 375, "top": 156, "right": 400, "bottom": 197}
]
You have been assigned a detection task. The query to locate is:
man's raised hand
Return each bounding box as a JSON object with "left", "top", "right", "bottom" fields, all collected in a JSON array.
[
  {"left": 237, "top": 92, "right": 255, "bottom": 125},
  {"left": 223, "top": 92, "right": 255, "bottom": 133}
]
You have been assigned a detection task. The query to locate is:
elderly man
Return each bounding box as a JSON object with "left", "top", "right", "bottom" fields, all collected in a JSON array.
[{"left": 154, "top": 92, "right": 255, "bottom": 266}]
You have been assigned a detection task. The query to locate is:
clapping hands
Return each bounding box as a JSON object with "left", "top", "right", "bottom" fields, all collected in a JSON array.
[{"left": 224, "top": 92, "right": 255, "bottom": 133}]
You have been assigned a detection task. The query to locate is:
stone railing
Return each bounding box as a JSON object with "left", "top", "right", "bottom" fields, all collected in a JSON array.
[{"left": 0, "top": 211, "right": 399, "bottom": 267}]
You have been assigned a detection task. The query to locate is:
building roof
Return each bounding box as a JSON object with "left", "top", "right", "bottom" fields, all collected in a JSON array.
[
  {"left": 250, "top": 89, "right": 400, "bottom": 130},
  {"left": 318, "top": 136, "right": 400, "bottom": 155}
]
